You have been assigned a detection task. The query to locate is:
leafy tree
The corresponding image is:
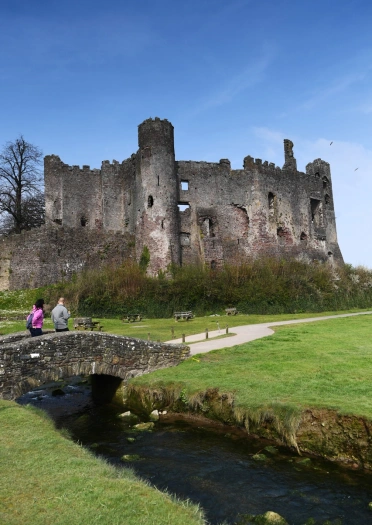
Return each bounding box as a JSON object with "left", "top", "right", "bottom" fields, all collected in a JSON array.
[{"left": 0, "top": 136, "right": 44, "bottom": 234}]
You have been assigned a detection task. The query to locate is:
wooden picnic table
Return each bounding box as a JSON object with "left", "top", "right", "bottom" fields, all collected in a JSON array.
[
  {"left": 225, "top": 308, "right": 238, "bottom": 315},
  {"left": 174, "top": 311, "right": 194, "bottom": 321},
  {"left": 123, "top": 314, "right": 143, "bottom": 323},
  {"left": 74, "top": 317, "right": 103, "bottom": 331}
]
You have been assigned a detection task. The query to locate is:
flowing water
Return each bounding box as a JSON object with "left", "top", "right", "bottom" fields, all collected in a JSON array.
[{"left": 17, "top": 378, "right": 372, "bottom": 525}]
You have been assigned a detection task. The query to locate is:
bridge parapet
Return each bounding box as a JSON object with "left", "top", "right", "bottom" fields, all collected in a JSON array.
[{"left": 0, "top": 331, "right": 189, "bottom": 400}]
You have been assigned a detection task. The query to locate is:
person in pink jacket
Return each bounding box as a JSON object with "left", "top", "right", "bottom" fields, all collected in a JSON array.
[{"left": 30, "top": 298, "right": 45, "bottom": 337}]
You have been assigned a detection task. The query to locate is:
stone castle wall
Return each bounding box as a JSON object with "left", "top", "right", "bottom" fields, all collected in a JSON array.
[
  {"left": 0, "top": 225, "right": 135, "bottom": 290},
  {"left": 0, "top": 117, "right": 343, "bottom": 291}
]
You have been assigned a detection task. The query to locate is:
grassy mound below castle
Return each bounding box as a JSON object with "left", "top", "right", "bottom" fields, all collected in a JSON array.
[
  {"left": 52, "top": 258, "right": 372, "bottom": 317},
  {"left": 2, "top": 258, "right": 372, "bottom": 320}
]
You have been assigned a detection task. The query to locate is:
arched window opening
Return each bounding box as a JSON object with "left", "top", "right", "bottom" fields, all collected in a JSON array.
[
  {"left": 325, "top": 194, "right": 330, "bottom": 204},
  {"left": 211, "top": 260, "right": 217, "bottom": 270},
  {"left": 268, "top": 192, "right": 276, "bottom": 219},
  {"left": 300, "top": 232, "right": 308, "bottom": 241},
  {"left": 310, "top": 198, "right": 323, "bottom": 227},
  {"left": 202, "top": 217, "right": 215, "bottom": 237},
  {"left": 80, "top": 216, "right": 87, "bottom": 227},
  {"left": 148, "top": 195, "right": 154, "bottom": 207}
]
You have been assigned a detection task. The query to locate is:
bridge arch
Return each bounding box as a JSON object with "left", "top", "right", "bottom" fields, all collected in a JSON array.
[{"left": 0, "top": 331, "right": 189, "bottom": 401}]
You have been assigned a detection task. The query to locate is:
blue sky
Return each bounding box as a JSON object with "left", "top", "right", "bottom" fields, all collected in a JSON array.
[{"left": 1, "top": 0, "right": 372, "bottom": 266}]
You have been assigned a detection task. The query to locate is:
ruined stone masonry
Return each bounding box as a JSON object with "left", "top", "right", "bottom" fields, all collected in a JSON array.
[{"left": 0, "top": 118, "right": 343, "bottom": 290}]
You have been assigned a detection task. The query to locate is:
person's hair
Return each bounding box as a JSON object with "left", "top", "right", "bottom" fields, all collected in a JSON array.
[{"left": 35, "top": 298, "right": 45, "bottom": 309}]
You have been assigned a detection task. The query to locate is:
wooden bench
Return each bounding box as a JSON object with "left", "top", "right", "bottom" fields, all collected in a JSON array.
[
  {"left": 225, "top": 308, "right": 238, "bottom": 316},
  {"left": 74, "top": 317, "right": 103, "bottom": 331},
  {"left": 174, "top": 311, "right": 194, "bottom": 321},
  {"left": 123, "top": 313, "right": 142, "bottom": 323}
]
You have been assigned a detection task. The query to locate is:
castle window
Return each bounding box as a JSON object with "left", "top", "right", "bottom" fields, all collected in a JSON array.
[
  {"left": 181, "top": 180, "right": 189, "bottom": 191},
  {"left": 178, "top": 202, "right": 190, "bottom": 212},
  {"left": 211, "top": 260, "right": 217, "bottom": 270},
  {"left": 310, "top": 198, "right": 323, "bottom": 227},
  {"left": 300, "top": 232, "right": 308, "bottom": 241},
  {"left": 268, "top": 192, "right": 276, "bottom": 219},
  {"left": 148, "top": 195, "right": 154, "bottom": 207},
  {"left": 277, "top": 227, "right": 284, "bottom": 237},
  {"left": 325, "top": 194, "right": 330, "bottom": 204},
  {"left": 328, "top": 251, "right": 333, "bottom": 257},
  {"left": 80, "top": 216, "right": 87, "bottom": 227},
  {"left": 202, "top": 218, "right": 215, "bottom": 237},
  {"left": 180, "top": 232, "right": 190, "bottom": 246},
  {"left": 323, "top": 176, "right": 329, "bottom": 189}
]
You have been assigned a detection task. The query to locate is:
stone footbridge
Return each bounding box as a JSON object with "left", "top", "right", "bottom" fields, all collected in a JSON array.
[{"left": 0, "top": 331, "right": 189, "bottom": 400}]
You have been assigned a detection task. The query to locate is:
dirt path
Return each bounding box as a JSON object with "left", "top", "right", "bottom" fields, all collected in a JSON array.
[{"left": 166, "top": 311, "right": 372, "bottom": 355}]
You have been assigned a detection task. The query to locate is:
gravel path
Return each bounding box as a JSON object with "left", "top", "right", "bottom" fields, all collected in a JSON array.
[{"left": 166, "top": 311, "right": 372, "bottom": 355}]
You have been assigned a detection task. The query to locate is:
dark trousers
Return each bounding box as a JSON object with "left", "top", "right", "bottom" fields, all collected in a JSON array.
[{"left": 30, "top": 328, "right": 43, "bottom": 337}]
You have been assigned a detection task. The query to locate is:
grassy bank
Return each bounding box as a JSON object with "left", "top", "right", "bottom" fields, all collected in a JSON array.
[
  {"left": 126, "top": 315, "right": 372, "bottom": 462},
  {"left": 0, "top": 401, "right": 205, "bottom": 525},
  {"left": 2, "top": 258, "right": 371, "bottom": 318},
  {"left": 63, "top": 259, "right": 372, "bottom": 316}
]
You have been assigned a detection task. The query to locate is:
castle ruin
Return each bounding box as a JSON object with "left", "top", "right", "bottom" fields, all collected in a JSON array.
[{"left": 0, "top": 117, "right": 343, "bottom": 290}]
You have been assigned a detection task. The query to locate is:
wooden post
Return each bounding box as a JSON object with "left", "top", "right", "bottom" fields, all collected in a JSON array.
[
  {"left": 205, "top": 328, "right": 208, "bottom": 339},
  {"left": 171, "top": 327, "right": 175, "bottom": 338},
  {"left": 226, "top": 325, "right": 229, "bottom": 334},
  {"left": 182, "top": 334, "right": 185, "bottom": 343},
  {"left": 148, "top": 333, "right": 151, "bottom": 341}
]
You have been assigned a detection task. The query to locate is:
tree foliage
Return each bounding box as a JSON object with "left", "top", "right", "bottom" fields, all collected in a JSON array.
[{"left": 0, "top": 136, "right": 44, "bottom": 234}]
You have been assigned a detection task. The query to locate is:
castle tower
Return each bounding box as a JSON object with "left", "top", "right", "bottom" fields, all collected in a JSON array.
[{"left": 135, "top": 118, "right": 181, "bottom": 274}]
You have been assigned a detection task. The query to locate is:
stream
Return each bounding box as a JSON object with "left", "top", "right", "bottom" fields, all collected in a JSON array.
[{"left": 17, "top": 377, "right": 372, "bottom": 525}]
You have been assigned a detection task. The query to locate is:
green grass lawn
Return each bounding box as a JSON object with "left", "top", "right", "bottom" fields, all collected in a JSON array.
[
  {"left": 129, "top": 315, "right": 372, "bottom": 420},
  {"left": 0, "top": 401, "right": 205, "bottom": 525},
  {"left": 1, "top": 308, "right": 371, "bottom": 341}
]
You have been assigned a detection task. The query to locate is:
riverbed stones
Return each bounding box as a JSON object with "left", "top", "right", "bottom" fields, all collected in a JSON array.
[
  {"left": 252, "top": 453, "right": 267, "bottom": 461},
  {"left": 119, "top": 411, "right": 139, "bottom": 423},
  {"left": 262, "top": 511, "right": 288, "bottom": 524},
  {"left": 149, "top": 409, "right": 159, "bottom": 421},
  {"left": 121, "top": 454, "right": 141, "bottom": 461},
  {"left": 133, "top": 422, "right": 154, "bottom": 431}
]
